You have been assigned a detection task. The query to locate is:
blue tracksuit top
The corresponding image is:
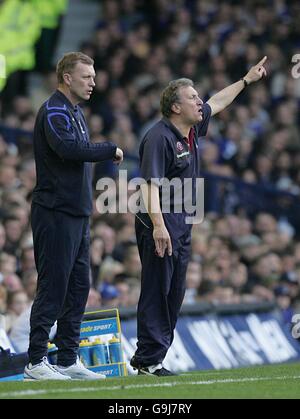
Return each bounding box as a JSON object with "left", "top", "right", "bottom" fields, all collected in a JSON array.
[{"left": 32, "top": 89, "right": 117, "bottom": 217}]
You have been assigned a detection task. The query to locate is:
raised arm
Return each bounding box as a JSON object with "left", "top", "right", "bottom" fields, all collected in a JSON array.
[{"left": 207, "top": 56, "right": 267, "bottom": 116}]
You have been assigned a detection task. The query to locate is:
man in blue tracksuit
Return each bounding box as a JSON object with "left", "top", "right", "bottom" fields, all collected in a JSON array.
[
  {"left": 24, "top": 52, "right": 123, "bottom": 381},
  {"left": 131, "top": 57, "right": 268, "bottom": 376}
]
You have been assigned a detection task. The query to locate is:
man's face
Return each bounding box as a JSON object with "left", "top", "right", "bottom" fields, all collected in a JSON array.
[
  {"left": 67, "top": 62, "right": 96, "bottom": 102},
  {"left": 175, "top": 86, "right": 203, "bottom": 124}
]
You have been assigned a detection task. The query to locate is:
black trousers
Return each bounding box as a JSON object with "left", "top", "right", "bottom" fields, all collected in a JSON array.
[
  {"left": 28, "top": 204, "right": 90, "bottom": 366},
  {"left": 134, "top": 217, "right": 191, "bottom": 367}
]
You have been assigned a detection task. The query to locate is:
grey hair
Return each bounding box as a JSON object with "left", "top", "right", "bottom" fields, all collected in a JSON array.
[{"left": 160, "top": 78, "right": 194, "bottom": 118}]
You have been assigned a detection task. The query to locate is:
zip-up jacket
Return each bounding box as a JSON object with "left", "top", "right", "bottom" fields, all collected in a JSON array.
[{"left": 32, "top": 90, "right": 117, "bottom": 216}]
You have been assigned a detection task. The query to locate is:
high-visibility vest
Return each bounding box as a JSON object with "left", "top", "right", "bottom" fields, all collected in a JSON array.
[
  {"left": 0, "top": 0, "right": 66, "bottom": 91},
  {"left": 0, "top": 0, "right": 21, "bottom": 85},
  {"left": 0, "top": 0, "right": 40, "bottom": 71},
  {"left": 31, "top": 0, "right": 68, "bottom": 29}
]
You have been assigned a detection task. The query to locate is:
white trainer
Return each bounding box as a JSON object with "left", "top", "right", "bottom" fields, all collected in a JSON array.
[
  {"left": 24, "top": 357, "right": 72, "bottom": 381},
  {"left": 54, "top": 359, "right": 106, "bottom": 380}
]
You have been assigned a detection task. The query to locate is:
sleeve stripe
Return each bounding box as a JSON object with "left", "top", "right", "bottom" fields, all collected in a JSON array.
[
  {"left": 47, "top": 112, "right": 72, "bottom": 140},
  {"left": 46, "top": 100, "right": 67, "bottom": 111}
]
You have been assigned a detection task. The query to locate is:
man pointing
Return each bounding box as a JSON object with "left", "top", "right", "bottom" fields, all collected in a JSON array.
[{"left": 131, "top": 57, "right": 267, "bottom": 376}]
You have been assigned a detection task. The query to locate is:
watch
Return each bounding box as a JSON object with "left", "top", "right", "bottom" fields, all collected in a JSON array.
[{"left": 240, "top": 78, "right": 249, "bottom": 88}]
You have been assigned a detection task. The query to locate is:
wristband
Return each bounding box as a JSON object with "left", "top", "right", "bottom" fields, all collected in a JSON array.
[{"left": 240, "top": 78, "right": 249, "bottom": 88}]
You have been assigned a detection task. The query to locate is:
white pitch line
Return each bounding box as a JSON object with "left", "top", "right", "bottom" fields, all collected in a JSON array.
[{"left": 1, "top": 375, "right": 300, "bottom": 398}]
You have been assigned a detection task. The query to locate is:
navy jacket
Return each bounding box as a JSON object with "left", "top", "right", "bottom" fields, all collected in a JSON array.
[
  {"left": 137, "top": 103, "right": 211, "bottom": 239},
  {"left": 32, "top": 90, "right": 117, "bottom": 216}
]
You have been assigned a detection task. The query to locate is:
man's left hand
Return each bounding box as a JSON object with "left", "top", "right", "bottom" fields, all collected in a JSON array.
[{"left": 244, "top": 56, "right": 267, "bottom": 84}]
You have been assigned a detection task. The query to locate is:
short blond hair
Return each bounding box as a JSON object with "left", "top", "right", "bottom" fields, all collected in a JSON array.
[{"left": 56, "top": 52, "right": 94, "bottom": 84}]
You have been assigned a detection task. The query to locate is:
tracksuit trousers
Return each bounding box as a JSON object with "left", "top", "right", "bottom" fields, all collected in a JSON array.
[
  {"left": 28, "top": 203, "right": 90, "bottom": 366},
  {"left": 134, "top": 217, "right": 191, "bottom": 367}
]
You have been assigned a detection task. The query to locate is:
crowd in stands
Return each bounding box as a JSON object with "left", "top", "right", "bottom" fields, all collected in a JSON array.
[{"left": 0, "top": 0, "right": 300, "bottom": 344}]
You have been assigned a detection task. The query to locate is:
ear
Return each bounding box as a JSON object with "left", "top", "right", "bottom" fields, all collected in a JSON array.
[
  {"left": 171, "top": 102, "right": 181, "bottom": 115},
  {"left": 63, "top": 72, "right": 72, "bottom": 87}
]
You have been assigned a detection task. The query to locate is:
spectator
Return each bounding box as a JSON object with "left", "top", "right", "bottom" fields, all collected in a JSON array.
[
  {"left": 9, "top": 304, "right": 57, "bottom": 354},
  {"left": 121, "top": 243, "right": 141, "bottom": 280},
  {"left": 86, "top": 287, "right": 102, "bottom": 309},
  {"left": 93, "top": 221, "right": 117, "bottom": 256},
  {"left": 99, "top": 283, "right": 120, "bottom": 308},
  {"left": 90, "top": 236, "right": 105, "bottom": 285},
  {"left": 22, "top": 269, "right": 37, "bottom": 303},
  {"left": 0, "top": 284, "right": 7, "bottom": 329},
  {"left": 3, "top": 274, "right": 24, "bottom": 293},
  {"left": 5, "top": 290, "right": 29, "bottom": 332},
  {"left": 114, "top": 276, "right": 131, "bottom": 307},
  {"left": 0, "top": 224, "right": 6, "bottom": 253},
  {"left": 227, "top": 263, "right": 249, "bottom": 295},
  {"left": 274, "top": 285, "right": 294, "bottom": 324},
  {"left": 183, "top": 261, "right": 202, "bottom": 305},
  {"left": 0, "top": 253, "right": 17, "bottom": 277},
  {"left": 126, "top": 278, "right": 141, "bottom": 308},
  {"left": 3, "top": 216, "right": 25, "bottom": 254},
  {"left": 97, "top": 258, "right": 124, "bottom": 287}
]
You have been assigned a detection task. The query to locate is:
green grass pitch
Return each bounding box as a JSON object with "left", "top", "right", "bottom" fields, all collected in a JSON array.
[{"left": 0, "top": 363, "right": 300, "bottom": 399}]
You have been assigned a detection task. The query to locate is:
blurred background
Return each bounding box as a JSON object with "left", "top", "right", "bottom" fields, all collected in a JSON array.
[{"left": 0, "top": 0, "right": 300, "bottom": 371}]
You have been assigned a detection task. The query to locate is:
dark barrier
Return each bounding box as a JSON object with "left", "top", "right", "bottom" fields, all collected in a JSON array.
[
  {"left": 0, "top": 347, "right": 28, "bottom": 382},
  {"left": 202, "top": 171, "right": 300, "bottom": 233},
  {"left": 0, "top": 124, "right": 33, "bottom": 144}
]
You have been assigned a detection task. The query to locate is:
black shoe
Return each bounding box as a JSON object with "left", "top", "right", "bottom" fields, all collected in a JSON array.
[
  {"left": 130, "top": 355, "right": 140, "bottom": 370},
  {"left": 130, "top": 356, "right": 176, "bottom": 377},
  {"left": 138, "top": 366, "right": 177, "bottom": 377}
]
